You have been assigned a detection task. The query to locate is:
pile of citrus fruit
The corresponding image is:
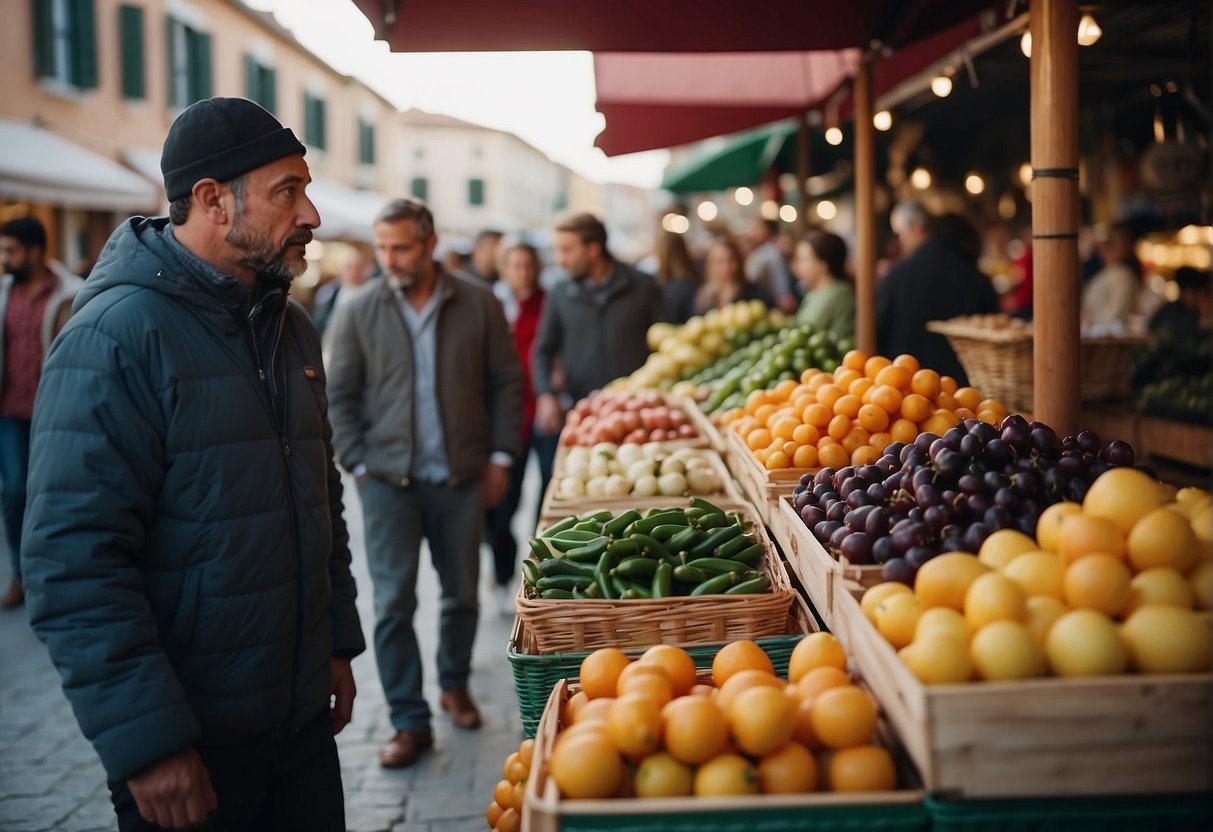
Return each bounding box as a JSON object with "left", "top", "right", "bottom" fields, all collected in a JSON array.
[
  {"left": 721, "top": 350, "right": 1008, "bottom": 471},
  {"left": 862, "top": 468, "right": 1211, "bottom": 683},
  {"left": 486, "top": 737, "right": 534, "bottom": 831},
  {"left": 545, "top": 636, "right": 900, "bottom": 800}
]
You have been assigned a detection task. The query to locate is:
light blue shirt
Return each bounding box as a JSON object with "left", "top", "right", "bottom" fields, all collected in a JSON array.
[{"left": 394, "top": 277, "right": 450, "bottom": 484}]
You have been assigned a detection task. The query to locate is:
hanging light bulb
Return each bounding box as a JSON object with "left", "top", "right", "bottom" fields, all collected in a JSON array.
[
  {"left": 965, "top": 173, "right": 986, "bottom": 195},
  {"left": 873, "top": 111, "right": 893, "bottom": 132},
  {"left": 1018, "top": 162, "right": 1033, "bottom": 187},
  {"left": 1077, "top": 13, "right": 1102, "bottom": 46},
  {"left": 734, "top": 187, "right": 754, "bottom": 206},
  {"left": 779, "top": 205, "right": 798, "bottom": 223},
  {"left": 816, "top": 200, "right": 837, "bottom": 221},
  {"left": 910, "top": 167, "right": 932, "bottom": 190},
  {"left": 1020, "top": 31, "right": 1032, "bottom": 58},
  {"left": 931, "top": 75, "right": 953, "bottom": 98},
  {"left": 760, "top": 200, "right": 780, "bottom": 220},
  {"left": 697, "top": 201, "right": 718, "bottom": 222},
  {"left": 825, "top": 127, "right": 844, "bottom": 146}
]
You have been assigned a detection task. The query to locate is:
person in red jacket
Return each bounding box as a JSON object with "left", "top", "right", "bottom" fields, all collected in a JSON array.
[{"left": 488, "top": 241, "right": 557, "bottom": 613}]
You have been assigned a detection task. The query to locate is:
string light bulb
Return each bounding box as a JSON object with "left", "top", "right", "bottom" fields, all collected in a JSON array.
[
  {"left": 1077, "top": 14, "right": 1102, "bottom": 46},
  {"left": 931, "top": 75, "right": 953, "bottom": 98},
  {"left": 1020, "top": 31, "right": 1032, "bottom": 58},
  {"left": 873, "top": 111, "right": 893, "bottom": 131},
  {"left": 825, "top": 127, "right": 843, "bottom": 146}
]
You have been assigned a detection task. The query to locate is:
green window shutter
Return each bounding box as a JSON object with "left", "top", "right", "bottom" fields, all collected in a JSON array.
[
  {"left": 166, "top": 16, "right": 179, "bottom": 107},
  {"left": 468, "top": 178, "right": 485, "bottom": 206},
  {"left": 119, "top": 5, "right": 144, "bottom": 99},
  {"left": 411, "top": 177, "right": 428, "bottom": 201},
  {"left": 32, "top": 0, "right": 55, "bottom": 78},
  {"left": 304, "top": 94, "right": 316, "bottom": 145},
  {"left": 316, "top": 98, "right": 326, "bottom": 149},
  {"left": 263, "top": 66, "right": 276, "bottom": 114},
  {"left": 189, "top": 30, "right": 212, "bottom": 102},
  {"left": 70, "top": 0, "right": 97, "bottom": 88},
  {"left": 359, "top": 119, "right": 374, "bottom": 165},
  {"left": 244, "top": 54, "right": 257, "bottom": 101}
]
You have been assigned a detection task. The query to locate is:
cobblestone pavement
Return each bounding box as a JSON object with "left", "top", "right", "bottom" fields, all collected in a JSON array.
[{"left": 0, "top": 468, "right": 540, "bottom": 832}]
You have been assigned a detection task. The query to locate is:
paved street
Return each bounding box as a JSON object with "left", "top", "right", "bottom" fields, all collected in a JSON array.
[{"left": 0, "top": 468, "right": 540, "bottom": 832}]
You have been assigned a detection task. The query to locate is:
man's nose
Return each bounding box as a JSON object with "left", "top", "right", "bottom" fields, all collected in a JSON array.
[{"left": 299, "top": 193, "right": 321, "bottom": 229}]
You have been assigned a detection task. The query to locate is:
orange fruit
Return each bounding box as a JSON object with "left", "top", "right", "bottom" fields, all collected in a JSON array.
[
  {"left": 827, "top": 414, "right": 852, "bottom": 440},
  {"left": 921, "top": 409, "right": 960, "bottom": 435},
  {"left": 694, "top": 753, "right": 760, "bottom": 797},
  {"left": 757, "top": 741, "right": 818, "bottom": 794},
  {"left": 662, "top": 695, "right": 729, "bottom": 764},
  {"left": 870, "top": 385, "right": 904, "bottom": 415},
  {"left": 816, "top": 384, "right": 845, "bottom": 411},
  {"left": 809, "top": 686, "right": 879, "bottom": 749},
  {"left": 900, "top": 393, "right": 931, "bottom": 423},
  {"left": 493, "top": 779, "right": 513, "bottom": 808},
  {"left": 935, "top": 391, "right": 958, "bottom": 412},
  {"left": 843, "top": 349, "right": 869, "bottom": 372},
  {"left": 803, "top": 403, "right": 833, "bottom": 428},
  {"left": 868, "top": 432, "right": 892, "bottom": 452},
  {"left": 511, "top": 780, "right": 526, "bottom": 812},
  {"left": 954, "top": 387, "right": 983, "bottom": 411},
  {"left": 805, "top": 372, "right": 831, "bottom": 391},
  {"left": 829, "top": 745, "right": 897, "bottom": 792},
  {"left": 789, "top": 632, "right": 848, "bottom": 683},
  {"left": 976, "top": 409, "right": 1002, "bottom": 425},
  {"left": 494, "top": 807, "right": 521, "bottom": 832},
  {"left": 888, "top": 418, "right": 919, "bottom": 444},
  {"left": 954, "top": 407, "right": 976, "bottom": 421},
  {"left": 606, "top": 694, "right": 663, "bottom": 758},
  {"left": 634, "top": 752, "right": 694, "bottom": 798},
  {"left": 833, "top": 368, "right": 863, "bottom": 390},
  {"left": 618, "top": 671, "right": 675, "bottom": 707},
  {"left": 789, "top": 393, "right": 814, "bottom": 415},
  {"left": 716, "top": 668, "right": 784, "bottom": 713},
  {"left": 772, "top": 379, "right": 799, "bottom": 400},
  {"left": 639, "top": 645, "right": 697, "bottom": 697},
  {"left": 753, "top": 404, "right": 778, "bottom": 426},
  {"left": 575, "top": 697, "right": 615, "bottom": 725},
  {"left": 729, "top": 686, "right": 795, "bottom": 756},
  {"left": 977, "top": 398, "right": 1007, "bottom": 418},
  {"left": 940, "top": 376, "right": 958, "bottom": 395},
  {"left": 712, "top": 640, "right": 775, "bottom": 686},
  {"left": 783, "top": 439, "right": 799, "bottom": 457},
  {"left": 818, "top": 443, "right": 850, "bottom": 469},
  {"left": 841, "top": 428, "right": 870, "bottom": 456},
  {"left": 793, "top": 444, "right": 819, "bottom": 468},
  {"left": 746, "top": 427, "right": 774, "bottom": 451},
  {"left": 580, "top": 649, "right": 633, "bottom": 700},
  {"left": 689, "top": 683, "right": 717, "bottom": 698},
  {"left": 765, "top": 450, "right": 792, "bottom": 470},
  {"left": 790, "top": 695, "right": 821, "bottom": 748},
  {"left": 911, "top": 369, "right": 942, "bottom": 400},
  {"left": 563, "top": 689, "right": 589, "bottom": 724},
  {"left": 857, "top": 404, "right": 890, "bottom": 433},
  {"left": 1063, "top": 553, "right": 1132, "bottom": 617},
  {"left": 487, "top": 800, "right": 504, "bottom": 828},
  {"left": 794, "top": 666, "right": 853, "bottom": 702},
  {"left": 753, "top": 447, "right": 775, "bottom": 465},
  {"left": 503, "top": 751, "right": 527, "bottom": 784},
  {"left": 792, "top": 423, "right": 820, "bottom": 446},
  {"left": 1057, "top": 514, "right": 1126, "bottom": 563},
  {"left": 744, "top": 390, "right": 767, "bottom": 414},
  {"left": 1036, "top": 502, "right": 1083, "bottom": 554},
  {"left": 517, "top": 738, "right": 535, "bottom": 770},
  {"left": 892, "top": 353, "right": 921, "bottom": 373},
  {"left": 849, "top": 377, "right": 875, "bottom": 400},
  {"left": 874, "top": 365, "right": 911, "bottom": 391},
  {"left": 771, "top": 415, "right": 801, "bottom": 441},
  {"left": 833, "top": 394, "right": 863, "bottom": 419},
  {"left": 863, "top": 355, "right": 892, "bottom": 379},
  {"left": 1126, "top": 506, "right": 1199, "bottom": 573},
  {"left": 549, "top": 731, "right": 624, "bottom": 798}
]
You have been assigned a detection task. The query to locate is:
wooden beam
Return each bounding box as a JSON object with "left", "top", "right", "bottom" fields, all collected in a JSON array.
[
  {"left": 1030, "top": 0, "right": 1081, "bottom": 435},
  {"left": 796, "top": 113, "right": 810, "bottom": 234},
  {"left": 854, "top": 57, "right": 877, "bottom": 355}
]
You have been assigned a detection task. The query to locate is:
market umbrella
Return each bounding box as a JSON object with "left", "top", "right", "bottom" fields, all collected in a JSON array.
[
  {"left": 351, "top": 0, "right": 994, "bottom": 53},
  {"left": 659, "top": 121, "right": 851, "bottom": 195}
]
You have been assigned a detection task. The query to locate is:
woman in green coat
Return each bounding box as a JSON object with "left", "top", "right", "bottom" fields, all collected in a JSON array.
[{"left": 794, "top": 230, "right": 855, "bottom": 341}]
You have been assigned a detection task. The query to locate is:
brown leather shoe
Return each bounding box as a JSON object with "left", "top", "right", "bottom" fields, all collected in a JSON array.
[
  {"left": 440, "top": 688, "right": 482, "bottom": 729},
  {"left": 0, "top": 579, "right": 23, "bottom": 610},
  {"left": 378, "top": 730, "right": 433, "bottom": 768}
]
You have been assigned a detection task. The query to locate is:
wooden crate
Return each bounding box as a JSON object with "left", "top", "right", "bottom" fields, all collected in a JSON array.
[
  {"left": 1140, "top": 416, "right": 1212, "bottom": 469},
  {"left": 724, "top": 428, "right": 812, "bottom": 527},
  {"left": 523, "top": 678, "right": 928, "bottom": 832},
  {"left": 769, "top": 495, "right": 884, "bottom": 638},
  {"left": 541, "top": 448, "right": 744, "bottom": 522},
  {"left": 836, "top": 586, "right": 1213, "bottom": 798},
  {"left": 519, "top": 507, "right": 794, "bottom": 653}
]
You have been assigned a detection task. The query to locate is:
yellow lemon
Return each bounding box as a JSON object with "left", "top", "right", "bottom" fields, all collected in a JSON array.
[
  {"left": 914, "top": 553, "right": 990, "bottom": 611},
  {"left": 1083, "top": 467, "right": 1165, "bottom": 535},
  {"left": 1023, "top": 595, "right": 1069, "bottom": 646},
  {"left": 1036, "top": 502, "right": 1083, "bottom": 554},
  {"left": 1121, "top": 605, "right": 1212, "bottom": 674},
  {"left": 964, "top": 572, "right": 1027, "bottom": 631},
  {"left": 1126, "top": 567, "right": 1195, "bottom": 614},
  {"left": 860, "top": 582, "right": 914, "bottom": 625},
  {"left": 898, "top": 632, "right": 973, "bottom": 684},
  {"left": 1003, "top": 551, "right": 1066, "bottom": 600},
  {"left": 873, "top": 592, "right": 923, "bottom": 649},
  {"left": 1045, "top": 609, "right": 1127, "bottom": 677},
  {"left": 1189, "top": 561, "right": 1211, "bottom": 611},
  {"left": 978, "top": 529, "right": 1038, "bottom": 571},
  {"left": 1127, "top": 507, "right": 1199, "bottom": 573},
  {"left": 915, "top": 607, "right": 969, "bottom": 642},
  {"left": 970, "top": 620, "right": 1047, "bottom": 681},
  {"left": 1063, "top": 553, "right": 1132, "bottom": 617}
]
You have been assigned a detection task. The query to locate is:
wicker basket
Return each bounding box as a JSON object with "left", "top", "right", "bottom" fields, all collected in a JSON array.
[
  {"left": 926, "top": 317, "right": 1147, "bottom": 413},
  {"left": 507, "top": 589, "right": 816, "bottom": 737},
  {"left": 516, "top": 510, "right": 794, "bottom": 653}
]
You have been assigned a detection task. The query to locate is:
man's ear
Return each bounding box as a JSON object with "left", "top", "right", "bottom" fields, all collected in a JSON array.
[{"left": 192, "top": 179, "right": 229, "bottom": 225}]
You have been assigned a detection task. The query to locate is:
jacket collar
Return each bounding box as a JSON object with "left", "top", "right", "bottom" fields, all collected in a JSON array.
[
  {"left": 377, "top": 262, "right": 457, "bottom": 307},
  {"left": 568, "top": 261, "right": 631, "bottom": 305}
]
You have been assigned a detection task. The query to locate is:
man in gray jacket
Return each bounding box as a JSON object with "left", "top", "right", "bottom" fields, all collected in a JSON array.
[
  {"left": 23, "top": 98, "right": 364, "bottom": 830},
  {"left": 326, "top": 198, "right": 522, "bottom": 768},
  {"left": 533, "top": 212, "right": 668, "bottom": 435}
]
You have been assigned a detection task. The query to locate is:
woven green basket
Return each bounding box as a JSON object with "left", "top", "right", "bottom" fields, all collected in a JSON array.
[
  {"left": 551, "top": 802, "right": 930, "bottom": 832},
  {"left": 508, "top": 592, "right": 817, "bottom": 738},
  {"left": 925, "top": 794, "right": 1213, "bottom": 832}
]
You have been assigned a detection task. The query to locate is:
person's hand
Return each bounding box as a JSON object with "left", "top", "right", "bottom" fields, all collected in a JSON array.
[
  {"left": 536, "top": 393, "right": 565, "bottom": 436},
  {"left": 482, "top": 462, "right": 511, "bottom": 508},
  {"left": 330, "top": 657, "right": 356, "bottom": 736},
  {"left": 127, "top": 748, "right": 217, "bottom": 829}
]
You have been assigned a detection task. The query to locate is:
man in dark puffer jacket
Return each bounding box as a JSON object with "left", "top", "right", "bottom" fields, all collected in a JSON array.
[{"left": 22, "top": 98, "right": 365, "bottom": 831}]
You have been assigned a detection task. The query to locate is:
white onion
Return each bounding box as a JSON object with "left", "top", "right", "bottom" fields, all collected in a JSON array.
[
  {"left": 633, "top": 475, "right": 660, "bottom": 497},
  {"left": 658, "top": 472, "right": 688, "bottom": 497}
]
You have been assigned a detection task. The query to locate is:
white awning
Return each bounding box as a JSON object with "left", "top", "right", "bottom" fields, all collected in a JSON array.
[
  {"left": 306, "top": 178, "right": 387, "bottom": 243},
  {"left": 122, "top": 147, "right": 165, "bottom": 188},
  {"left": 0, "top": 118, "right": 160, "bottom": 212}
]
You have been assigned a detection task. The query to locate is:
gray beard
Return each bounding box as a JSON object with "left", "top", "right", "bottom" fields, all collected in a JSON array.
[{"left": 226, "top": 217, "right": 310, "bottom": 281}]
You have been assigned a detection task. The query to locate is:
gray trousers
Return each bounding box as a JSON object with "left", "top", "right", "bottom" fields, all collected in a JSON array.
[{"left": 358, "top": 477, "right": 482, "bottom": 733}]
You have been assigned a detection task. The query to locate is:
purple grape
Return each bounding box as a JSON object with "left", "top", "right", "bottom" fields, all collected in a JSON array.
[
  {"left": 1057, "top": 455, "right": 1088, "bottom": 477},
  {"left": 826, "top": 502, "right": 847, "bottom": 523},
  {"left": 1013, "top": 515, "right": 1036, "bottom": 536},
  {"left": 1001, "top": 423, "right": 1031, "bottom": 452},
  {"left": 962, "top": 418, "right": 981, "bottom": 432},
  {"left": 1088, "top": 460, "right": 1110, "bottom": 479},
  {"left": 820, "top": 490, "right": 840, "bottom": 505},
  {"left": 801, "top": 505, "right": 826, "bottom": 528},
  {"left": 915, "top": 432, "right": 941, "bottom": 453},
  {"left": 813, "top": 520, "right": 835, "bottom": 541},
  {"left": 940, "top": 536, "right": 970, "bottom": 552},
  {"left": 812, "top": 482, "right": 833, "bottom": 500},
  {"left": 971, "top": 422, "right": 997, "bottom": 444},
  {"left": 867, "top": 482, "right": 890, "bottom": 504},
  {"left": 940, "top": 523, "right": 962, "bottom": 540},
  {"left": 984, "top": 506, "right": 1009, "bottom": 529},
  {"left": 836, "top": 466, "right": 857, "bottom": 481},
  {"left": 1003, "top": 414, "right": 1028, "bottom": 429},
  {"left": 884, "top": 472, "right": 904, "bottom": 493},
  {"left": 984, "top": 471, "right": 1011, "bottom": 492},
  {"left": 841, "top": 532, "right": 874, "bottom": 565},
  {"left": 793, "top": 490, "right": 812, "bottom": 511},
  {"left": 845, "top": 505, "right": 876, "bottom": 531},
  {"left": 968, "top": 493, "right": 993, "bottom": 515},
  {"left": 1030, "top": 426, "right": 1058, "bottom": 454},
  {"left": 903, "top": 449, "right": 927, "bottom": 468},
  {"left": 924, "top": 504, "right": 950, "bottom": 532},
  {"left": 983, "top": 438, "right": 1014, "bottom": 464},
  {"left": 995, "top": 488, "right": 1019, "bottom": 511},
  {"left": 944, "top": 427, "right": 967, "bottom": 447},
  {"left": 1075, "top": 430, "right": 1102, "bottom": 455},
  {"left": 799, "top": 472, "right": 814, "bottom": 487},
  {"left": 917, "top": 483, "right": 943, "bottom": 509},
  {"left": 960, "top": 433, "right": 984, "bottom": 459},
  {"left": 1012, "top": 472, "right": 1038, "bottom": 497},
  {"left": 1020, "top": 498, "right": 1040, "bottom": 518},
  {"left": 912, "top": 468, "right": 935, "bottom": 492},
  {"left": 1042, "top": 467, "right": 1069, "bottom": 496},
  {"left": 886, "top": 442, "right": 908, "bottom": 461},
  {"left": 1067, "top": 477, "right": 1090, "bottom": 502},
  {"left": 907, "top": 507, "right": 926, "bottom": 524},
  {"left": 866, "top": 508, "right": 891, "bottom": 538},
  {"left": 1060, "top": 435, "right": 1079, "bottom": 451},
  {"left": 963, "top": 523, "right": 991, "bottom": 551},
  {"left": 829, "top": 523, "right": 850, "bottom": 547},
  {"left": 892, "top": 521, "right": 930, "bottom": 553},
  {"left": 889, "top": 493, "right": 914, "bottom": 517},
  {"left": 814, "top": 468, "right": 837, "bottom": 487},
  {"left": 873, "top": 536, "right": 897, "bottom": 564},
  {"left": 906, "top": 546, "right": 937, "bottom": 569},
  {"left": 882, "top": 557, "right": 916, "bottom": 586},
  {"left": 1105, "top": 440, "right": 1135, "bottom": 467},
  {"left": 847, "top": 490, "right": 874, "bottom": 511},
  {"left": 958, "top": 474, "right": 986, "bottom": 496}
]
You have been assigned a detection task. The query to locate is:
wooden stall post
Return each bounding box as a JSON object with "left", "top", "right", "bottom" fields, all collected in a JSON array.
[
  {"left": 854, "top": 56, "right": 877, "bottom": 355},
  {"left": 1030, "top": 0, "right": 1081, "bottom": 435},
  {"left": 796, "top": 113, "right": 811, "bottom": 234}
]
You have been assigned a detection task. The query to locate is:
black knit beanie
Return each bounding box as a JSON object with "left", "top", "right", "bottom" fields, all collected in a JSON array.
[{"left": 161, "top": 97, "right": 307, "bottom": 201}]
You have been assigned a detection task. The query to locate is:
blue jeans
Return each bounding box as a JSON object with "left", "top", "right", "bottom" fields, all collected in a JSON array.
[
  {"left": 485, "top": 428, "right": 560, "bottom": 586},
  {"left": 358, "top": 477, "right": 482, "bottom": 733},
  {"left": 0, "top": 417, "right": 31, "bottom": 582}
]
